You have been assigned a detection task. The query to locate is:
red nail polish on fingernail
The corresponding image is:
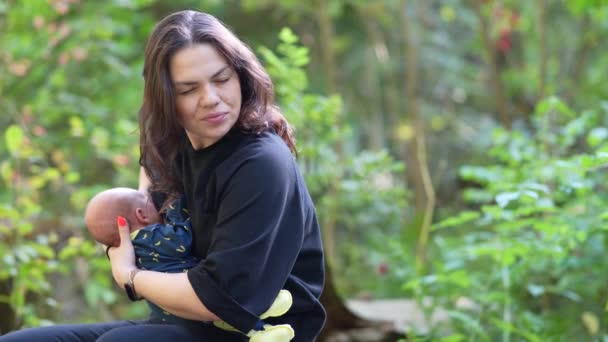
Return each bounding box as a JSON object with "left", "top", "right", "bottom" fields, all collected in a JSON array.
[{"left": 117, "top": 216, "right": 126, "bottom": 226}]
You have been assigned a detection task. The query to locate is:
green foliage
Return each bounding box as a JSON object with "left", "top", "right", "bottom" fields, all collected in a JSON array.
[
  {"left": 0, "top": 0, "right": 153, "bottom": 329},
  {"left": 259, "top": 28, "right": 409, "bottom": 298},
  {"left": 1, "top": 124, "right": 67, "bottom": 327},
  {"left": 409, "top": 99, "right": 608, "bottom": 340}
]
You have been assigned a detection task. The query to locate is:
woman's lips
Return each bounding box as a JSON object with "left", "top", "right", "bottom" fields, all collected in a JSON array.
[{"left": 203, "top": 112, "right": 227, "bottom": 123}]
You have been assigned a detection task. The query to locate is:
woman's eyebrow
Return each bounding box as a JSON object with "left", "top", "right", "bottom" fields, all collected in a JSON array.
[
  {"left": 211, "top": 66, "right": 230, "bottom": 78},
  {"left": 174, "top": 81, "right": 198, "bottom": 86},
  {"left": 173, "top": 66, "right": 230, "bottom": 86}
]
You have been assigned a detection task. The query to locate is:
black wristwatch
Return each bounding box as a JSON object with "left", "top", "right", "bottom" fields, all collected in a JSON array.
[{"left": 124, "top": 269, "right": 143, "bottom": 301}]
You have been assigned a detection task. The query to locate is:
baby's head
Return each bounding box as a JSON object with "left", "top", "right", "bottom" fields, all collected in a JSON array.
[{"left": 85, "top": 187, "right": 161, "bottom": 247}]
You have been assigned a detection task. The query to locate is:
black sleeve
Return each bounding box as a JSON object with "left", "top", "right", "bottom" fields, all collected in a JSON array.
[{"left": 187, "top": 146, "right": 306, "bottom": 333}]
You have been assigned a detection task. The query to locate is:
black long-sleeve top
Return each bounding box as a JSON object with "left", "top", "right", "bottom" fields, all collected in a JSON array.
[{"left": 175, "top": 129, "right": 326, "bottom": 341}]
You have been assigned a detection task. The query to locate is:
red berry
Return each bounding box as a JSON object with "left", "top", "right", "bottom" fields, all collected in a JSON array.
[
  {"left": 497, "top": 32, "right": 512, "bottom": 52},
  {"left": 378, "top": 262, "right": 388, "bottom": 275}
]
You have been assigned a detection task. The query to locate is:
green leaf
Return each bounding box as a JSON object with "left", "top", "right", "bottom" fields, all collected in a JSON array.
[
  {"left": 65, "top": 172, "right": 80, "bottom": 183},
  {"left": 490, "top": 318, "right": 545, "bottom": 342},
  {"left": 527, "top": 284, "right": 545, "bottom": 297},
  {"left": 5, "top": 125, "right": 24, "bottom": 156},
  {"left": 447, "top": 310, "right": 486, "bottom": 337},
  {"left": 70, "top": 116, "right": 85, "bottom": 137},
  {"left": 279, "top": 27, "right": 298, "bottom": 44},
  {"left": 496, "top": 192, "right": 520, "bottom": 208},
  {"left": 588, "top": 127, "right": 608, "bottom": 147},
  {"left": 433, "top": 211, "right": 480, "bottom": 230},
  {"left": 436, "top": 335, "right": 466, "bottom": 342}
]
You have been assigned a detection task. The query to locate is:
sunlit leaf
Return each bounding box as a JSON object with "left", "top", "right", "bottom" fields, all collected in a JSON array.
[
  {"left": 588, "top": 127, "right": 608, "bottom": 147},
  {"left": 5, "top": 125, "right": 24, "bottom": 156},
  {"left": 433, "top": 211, "right": 480, "bottom": 230},
  {"left": 582, "top": 312, "right": 600, "bottom": 335}
]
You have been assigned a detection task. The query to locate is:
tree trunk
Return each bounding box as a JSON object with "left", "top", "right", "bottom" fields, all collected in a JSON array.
[
  {"left": 472, "top": 1, "right": 511, "bottom": 129},
  {"left": 316, "top": 0, "right": 338, "bottom": 94},
  {"left": 315, "top": 0, "right": 375, "bottom": 338},
  {"left": 399, "top": 0, "right": 436, "bottom": 272},
  {"left": 537, "top": 0, "right": 547, "bottom": 99},
  {"left": 318, "top": 261, "right": 369, "bottom": 340},
  {"left": 566, "top": 14, "right": 591, "bottom": 103},
  {"left": 315, "top": 0, "right": 342, "bottom": 265},
  {"left": 394, "top": 0, "right": 427, "bottom": 217},
  {"left": 0, "top": 279, "right": 16, "bottom": 334},
  {"left": 360, "top": 13, "right": 387, "bottom": 151}
]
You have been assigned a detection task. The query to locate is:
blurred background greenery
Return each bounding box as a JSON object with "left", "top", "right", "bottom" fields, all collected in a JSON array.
[{"left": 1, "top": 0, "right": 607, "bottom": 340}]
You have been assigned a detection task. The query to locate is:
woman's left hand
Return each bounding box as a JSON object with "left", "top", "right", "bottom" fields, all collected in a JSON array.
[{"left": 107, "top": 216, "right": 138, "bottom": 288}]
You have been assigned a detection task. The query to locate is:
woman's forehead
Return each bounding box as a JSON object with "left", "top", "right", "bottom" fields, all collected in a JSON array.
[{"left": 170, "top": 44, "right": 230, "bottom": 83}]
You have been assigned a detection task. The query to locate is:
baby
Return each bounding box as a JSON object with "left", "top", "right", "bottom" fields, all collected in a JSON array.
[{"left": 85, "top": 187, "right": 294, "bottom": 341}]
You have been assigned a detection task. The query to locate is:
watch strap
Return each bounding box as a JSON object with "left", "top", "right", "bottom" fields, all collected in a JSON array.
[{"left": 124, "top": 269, "right": 143, "bottom": 301}]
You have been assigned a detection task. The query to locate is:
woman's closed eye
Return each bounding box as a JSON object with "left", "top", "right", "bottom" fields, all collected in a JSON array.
[
  {"left": 178, "top": 79, "right": 227, "bottom": 95},
  {"left": 179, "top": 87, "right": 196, "bottom": 95},
  {"left": 214, "top": 77, "right": 230, "bottom": 84}
]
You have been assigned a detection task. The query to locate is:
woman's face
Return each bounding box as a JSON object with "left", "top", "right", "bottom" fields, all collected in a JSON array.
[{"left": 170, "top": 43, "right": 242, "bottom": 149}]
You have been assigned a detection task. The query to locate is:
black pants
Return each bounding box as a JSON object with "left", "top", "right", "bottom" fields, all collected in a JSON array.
[{"left": 0, "top": 320, "right": 246, "bottom": 342}]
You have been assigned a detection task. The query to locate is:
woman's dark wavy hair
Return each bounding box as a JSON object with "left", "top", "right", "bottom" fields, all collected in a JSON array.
[{"left": 139, "top": 10, "right": 296, "bottom": 197}]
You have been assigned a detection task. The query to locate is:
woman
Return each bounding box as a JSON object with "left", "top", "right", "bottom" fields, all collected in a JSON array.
[{"left": 1, "top": 10, "right": 325, "bottom": 342}]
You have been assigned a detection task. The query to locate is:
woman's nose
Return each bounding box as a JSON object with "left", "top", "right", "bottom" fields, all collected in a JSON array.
[{"left": 198, "top": 85, "right": 220, "bottom": 108}]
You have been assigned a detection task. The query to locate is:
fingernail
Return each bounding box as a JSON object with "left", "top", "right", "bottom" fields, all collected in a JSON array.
[{"left": 117, "top": 216, "right": 126, "bottom": 226}]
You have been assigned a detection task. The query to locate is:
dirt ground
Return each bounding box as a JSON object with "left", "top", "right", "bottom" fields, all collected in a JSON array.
[{"left": 322, "top": 298, "right": 465, "bottom": 341}]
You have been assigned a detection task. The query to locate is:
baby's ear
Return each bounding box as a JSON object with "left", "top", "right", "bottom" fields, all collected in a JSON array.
[{"left": 134, "top": 207, "right": 148, "bottom": 224}]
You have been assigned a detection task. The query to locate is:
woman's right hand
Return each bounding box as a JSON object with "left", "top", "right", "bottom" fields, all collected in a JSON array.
[{"left": 107, "top": 216, "right": 138, "bottom": 288}]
